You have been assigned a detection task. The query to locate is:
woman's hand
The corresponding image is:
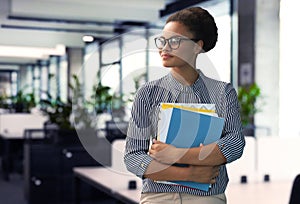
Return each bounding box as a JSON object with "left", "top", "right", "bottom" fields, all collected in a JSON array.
[
  {"left": 149, "top": 139, "right": 186, "bottom": 164},
  {"left": 149, "top": 139, "right": 220, "bottom": 184}
]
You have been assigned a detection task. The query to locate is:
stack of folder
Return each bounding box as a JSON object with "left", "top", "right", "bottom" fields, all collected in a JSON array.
[{"left": 156, "top": 103, "right": 225, "bottom": 191}]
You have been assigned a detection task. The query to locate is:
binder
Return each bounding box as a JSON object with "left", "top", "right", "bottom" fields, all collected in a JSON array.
[{"left": 157, "top": 104, "right": 224, "bottom": 191}]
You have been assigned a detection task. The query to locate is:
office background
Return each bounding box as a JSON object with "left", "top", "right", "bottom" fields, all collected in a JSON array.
[{"left": 0, "top": 0, "right": 300, "bottom": 203}]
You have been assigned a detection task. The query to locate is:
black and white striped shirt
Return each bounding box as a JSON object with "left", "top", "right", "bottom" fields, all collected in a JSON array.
[{"left": 124, "top": 69, "right": 245, "bottom": 196}]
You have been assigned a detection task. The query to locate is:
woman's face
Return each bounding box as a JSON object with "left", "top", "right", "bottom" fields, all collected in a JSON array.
[{"left": 158, "top": 21, "right": 201, "bottom": 68}]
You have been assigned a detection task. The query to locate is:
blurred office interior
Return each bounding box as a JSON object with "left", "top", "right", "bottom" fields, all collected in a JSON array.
[{"left": 0, "top": 0, "right": 300, "bottom": 203}]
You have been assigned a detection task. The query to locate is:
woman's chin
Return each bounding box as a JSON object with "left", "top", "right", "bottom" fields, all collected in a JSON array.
[{"left": 162, "top": 62, "right": 173, "bottom": 68}]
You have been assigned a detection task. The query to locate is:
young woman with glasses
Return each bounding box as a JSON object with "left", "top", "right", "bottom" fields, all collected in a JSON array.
[{"left": 124, "top": 7, "right": 245, "bottom": 204}]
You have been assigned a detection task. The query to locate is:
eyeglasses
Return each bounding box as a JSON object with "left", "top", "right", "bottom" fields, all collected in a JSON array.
[{"left": 154, "top": 36, "right": 199, "bottom": 50}]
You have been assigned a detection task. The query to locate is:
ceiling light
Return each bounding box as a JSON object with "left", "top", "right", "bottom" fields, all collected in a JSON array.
[
  {"left": 0, "top": 44, "right": 66, "bottom": 59},
  {"left": 82, "top": 35, "right": 94, "bottom": 42}
]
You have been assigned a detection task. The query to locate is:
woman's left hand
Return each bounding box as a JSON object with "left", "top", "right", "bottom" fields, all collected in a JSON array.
[{"left": 149, "top": 139, "right": 185, "bottom": 164}]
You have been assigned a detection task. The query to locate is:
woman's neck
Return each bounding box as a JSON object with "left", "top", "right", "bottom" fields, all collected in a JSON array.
[{"left": 171, "top": 66, "right": 199, "bottom": 86}]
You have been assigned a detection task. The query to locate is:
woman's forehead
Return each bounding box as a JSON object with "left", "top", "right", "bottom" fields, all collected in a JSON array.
[{"left": 162, "top": 22, "right": 192, "bottom": 38}]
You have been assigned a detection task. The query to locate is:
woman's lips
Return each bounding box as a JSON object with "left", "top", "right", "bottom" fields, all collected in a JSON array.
[{"left": 161, "top": 54, "right": 173, "bottom": 60}]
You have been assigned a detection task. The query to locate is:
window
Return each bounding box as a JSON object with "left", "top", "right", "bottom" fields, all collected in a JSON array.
[
  {"left": 33, "top": 65, "right": 40, "bottom": 101},
  {"left": 279, "top": 0, "right": 300, "bottom": 136},
  {"left": 83, "top": 41, "right": 100, "bottom": 101},
  {"left": 49, "top": 56, "right": 58, "bottom": 99},
  {"left": 197, "top": 0, "right": 231, "bottom": 83},
  {"left": 59, "top": 55, "right": 68, "bottom": 102},
  {"left": 40, "top": 61, "right": 49, "bottom": 100}
]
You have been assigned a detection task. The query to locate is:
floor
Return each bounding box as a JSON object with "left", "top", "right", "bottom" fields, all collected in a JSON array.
[{"left": 0, "top": 173, "right": 26, "bottom": 204}]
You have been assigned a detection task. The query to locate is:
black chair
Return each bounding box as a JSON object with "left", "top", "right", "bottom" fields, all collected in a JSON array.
[
  {"left": 105, "top": 120, "right": 128, "bottom": 143},
  {"left": 289, "top": 174, "right": 300, "bottom": 204}
]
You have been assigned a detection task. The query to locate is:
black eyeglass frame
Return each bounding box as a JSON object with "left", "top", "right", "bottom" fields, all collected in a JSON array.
[{"left": 154, "top": 36, "right": 199, "bottom": 50}]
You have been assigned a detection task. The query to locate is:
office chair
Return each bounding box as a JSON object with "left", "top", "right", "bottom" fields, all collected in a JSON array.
[{"left": 289, "top": 174, "right": 300, "bottom": 204}]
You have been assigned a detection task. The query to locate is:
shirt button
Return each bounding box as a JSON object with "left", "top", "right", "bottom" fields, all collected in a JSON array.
[{"left": 141, "top": 163, "right": 145, "bottom": 167}]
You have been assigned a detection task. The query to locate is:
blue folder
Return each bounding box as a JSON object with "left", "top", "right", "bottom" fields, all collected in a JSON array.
[{"left": 164, "top": 107, "right": 225, "bottom": 191}]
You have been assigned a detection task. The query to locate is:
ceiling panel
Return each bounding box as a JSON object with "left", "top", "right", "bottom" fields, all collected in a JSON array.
[
  {"left": 0, "top": 28, "right": 85, "bottom": 47},
  {"left": 0, "top": 0, "right": 209, "bottom": 66},
  {"left": 11, "top": 0, "right": 165, "bottom": 22},
  {"left": 0, "top": 56, "right": 38, "bottom": 65},
  {"left": 0, "top": 0, "right": 169, "bottom": 65}
]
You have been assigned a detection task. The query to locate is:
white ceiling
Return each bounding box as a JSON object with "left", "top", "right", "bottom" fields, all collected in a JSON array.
[{"left": 0, "top": 0, "right": 210, "bottom": 66}]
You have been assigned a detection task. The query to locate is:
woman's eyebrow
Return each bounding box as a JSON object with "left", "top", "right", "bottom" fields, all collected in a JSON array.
[{"left": 160, "top": 35, "right": 182, "bottom": 39}]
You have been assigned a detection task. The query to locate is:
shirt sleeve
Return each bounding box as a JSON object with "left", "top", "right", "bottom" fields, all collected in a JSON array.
[
  {"left": 123, "top": 86, "right": 155, "bottom": 178},
  {"left": 216, "top": 83, "right": 245, "bottom": 163}
]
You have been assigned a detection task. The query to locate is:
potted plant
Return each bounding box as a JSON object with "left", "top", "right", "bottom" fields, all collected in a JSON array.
[
  {"left": 237, "top": 83, "right": 263, "bottom": 136},
  {"left": 0, "top": 93, "right": 9, "bottom": 111},
  {"left": 40, "top": 75, "right": 89, "bottom": 144},
  {"left": 7, "top": 86, "right": 36, "bottom": 113},
  {"left": 89, "top": 81, "right": 113, "bottom": 115}
]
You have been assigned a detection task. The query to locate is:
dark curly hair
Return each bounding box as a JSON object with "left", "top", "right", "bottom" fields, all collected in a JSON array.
[{"left": 166, "top": 7, "right": 218, "bottom": 52}]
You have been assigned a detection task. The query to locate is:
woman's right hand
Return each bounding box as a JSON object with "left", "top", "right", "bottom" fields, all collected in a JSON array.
[{"left": 186, "top": 165, "right": 220, "bottom": 184}]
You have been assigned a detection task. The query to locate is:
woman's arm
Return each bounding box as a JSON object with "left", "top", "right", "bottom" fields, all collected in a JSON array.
[
  {"left": 179, "top": 142, "right": 226, "bottom": 165},
  {"left": 144, "top": 159, "right": 219, "bottom": 184},
  {"left": 149, "top": 139, "right": 226, "bottom": 166}
]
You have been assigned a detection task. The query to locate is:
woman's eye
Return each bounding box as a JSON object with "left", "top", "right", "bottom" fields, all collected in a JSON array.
[
  {"left": 158, "top": 39, "right": 165, "bottom": 45},
  {"left": 170, "top": 38, "right": 179, "bottom": 45}
]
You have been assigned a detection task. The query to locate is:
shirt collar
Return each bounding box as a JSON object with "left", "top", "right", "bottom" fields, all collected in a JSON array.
[
  {"left": 166, "top": 69, "right": 211, "bottom": 103},
  {"left": 167, "top": 69, "right": 204, "bottom": 92}
]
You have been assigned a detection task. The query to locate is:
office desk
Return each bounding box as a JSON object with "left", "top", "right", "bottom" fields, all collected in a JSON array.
[
  {"left": 73, "top": 167, "right": 142, "bottom": 204},
  {"left": 73, "top": 166, "right": 295, "bottom": 204}
]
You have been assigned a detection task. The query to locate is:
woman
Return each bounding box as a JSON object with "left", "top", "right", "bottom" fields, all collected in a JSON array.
[{"left": 124, "top": 7, "right": 245, "bottom": 204}]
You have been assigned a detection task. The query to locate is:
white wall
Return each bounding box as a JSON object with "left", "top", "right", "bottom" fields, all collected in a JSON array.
[
  {"left": 227, "top": 136, "right": 300, "bottom": 183},
  {"left": 255, "top": 0, "right": 280, "bottom": 137},
  {"left": 279, "top": 0, "right": 300, "bottom": 137}
]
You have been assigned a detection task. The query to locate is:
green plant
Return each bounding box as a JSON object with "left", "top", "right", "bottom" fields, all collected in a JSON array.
[
  {"left": 0, "top": 93, "right": 9, "bottom": 109},
  {"left": 40, "top": 94, "right": 73, "bottom": 130},
  {"left": 89, "top": 81, "right": 113, "bottom": 114},
  {"left": 71, "top": 75, "right": 98, "bottom": 130},
  {"left": 40, "top": 73, "right": 119, "bottom": 131},
  {"left": 10, "top": 86, "right": 36, "bottom": 113},
  {"left": 40, "top": 75, "right": 81, "bottom": 130},
  {"left": 238, "top": 83, "right": 263, "bottom": 128}
]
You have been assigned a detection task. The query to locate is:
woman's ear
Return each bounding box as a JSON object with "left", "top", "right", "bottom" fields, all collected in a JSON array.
[{"left": 194, "top": 40, "right": 204, "bottom": 54}]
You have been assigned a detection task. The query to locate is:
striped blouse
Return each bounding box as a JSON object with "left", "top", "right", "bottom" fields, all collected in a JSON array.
[{"left": 124, "top": 69, "right": 245, "bottom": 196}]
